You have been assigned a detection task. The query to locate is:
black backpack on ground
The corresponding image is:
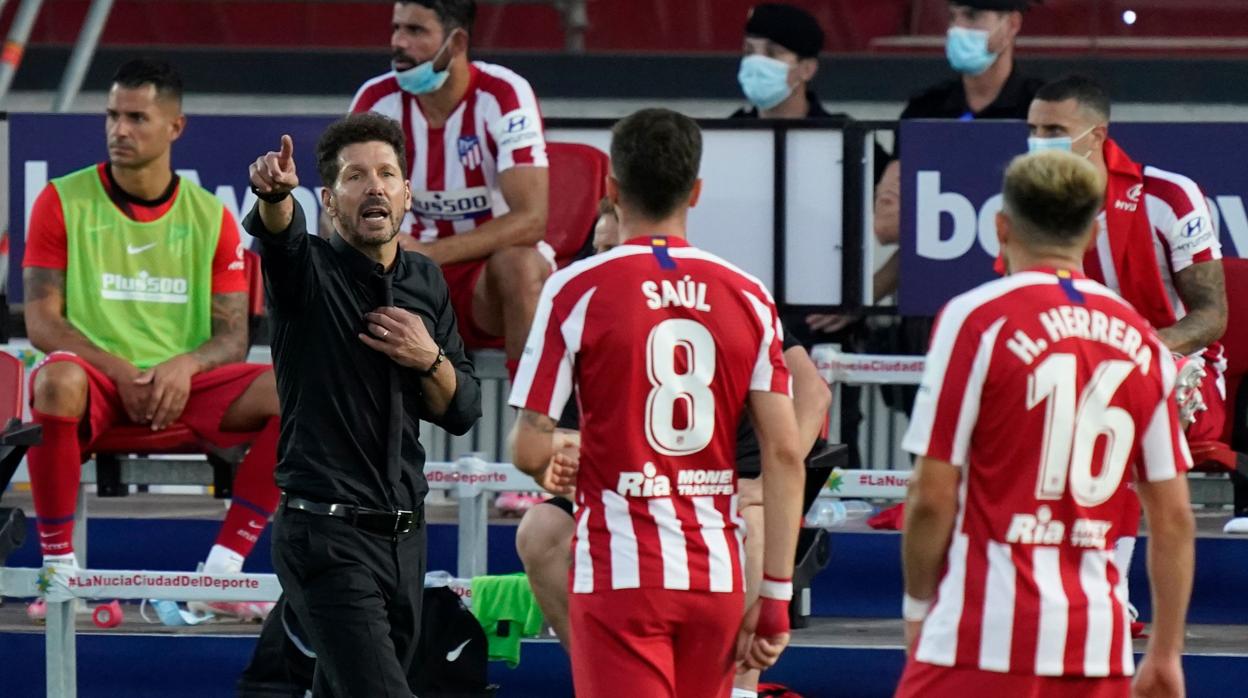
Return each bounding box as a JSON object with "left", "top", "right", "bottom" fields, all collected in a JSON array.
[{"left": 237, "top": 587, "right": 495, "bottom": 697}]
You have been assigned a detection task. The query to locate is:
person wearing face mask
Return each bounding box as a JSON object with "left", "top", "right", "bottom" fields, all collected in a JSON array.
[
  {"left": 731, "top": 3, "right": 875, "bottom": 489},
  {"left": 732, "top": 3, "right": 828, "bottom": 120},
  {"left": 865, "top": 0, "right": 1045, "bottom": 424},
  {"left": 348, "top": 1, "right": 550, "bottom": 385},
  {"left": 1023, "top": 77, "right": 1231, "bottom": 641}
]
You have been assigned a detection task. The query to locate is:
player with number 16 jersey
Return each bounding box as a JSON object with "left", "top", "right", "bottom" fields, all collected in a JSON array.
[{"left": 897, "top": 151, "right": 1194, "bottom": 698}]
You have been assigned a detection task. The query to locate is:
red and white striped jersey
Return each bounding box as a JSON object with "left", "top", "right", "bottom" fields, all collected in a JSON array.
[
  {"left": 349, "top": 61, "right": 548, "bottom": 240},
  {"left": 1088, "top": 140, "right": 1223, "bottom": 369},
  {"left": 902, "top": 268, "right": 1191, "bottom": 678},
  {"left": 510, "top": 236, "right": 791, "bottom": 595}
]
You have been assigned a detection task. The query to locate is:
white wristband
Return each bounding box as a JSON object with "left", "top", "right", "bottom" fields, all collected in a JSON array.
[
  {"left": 759, "top": 577, "right": 793, "bottom": 601},
  {"left": 903, "top": 594, "right": 933, "bottom": 622}
]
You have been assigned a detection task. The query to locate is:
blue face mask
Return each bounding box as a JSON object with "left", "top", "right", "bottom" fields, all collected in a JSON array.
[
  {"left": 143, "top": 599, "right": 213, "bottom": 626},
  {"left": 395, "top": 33, "right": 455, "bottom": 95},
  {"left": 1027, "top": 127, "right": 1095, "bottom": 155},
  {"left": 945, "top": 26, "right": 999, "bottom": 76},
  {"left": 738, "top": 54, "right": 794, "bottom": 111}
]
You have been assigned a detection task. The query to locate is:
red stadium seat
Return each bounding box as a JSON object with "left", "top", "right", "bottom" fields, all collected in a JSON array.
[
  {"left": 544, "top": 142, "right": 609, "bottom": 268},
  {"left": 1187, "top": 257, "right": 1248, "bottom": 473},
  {"left": 1, "top": 352, "right": 40, "bottom": 493},
  {"left": 0, "top": 351, "right": 21, "bottom": 426},
  {"left": 88, "top": 248, "right": 268, "bottom": 497}
]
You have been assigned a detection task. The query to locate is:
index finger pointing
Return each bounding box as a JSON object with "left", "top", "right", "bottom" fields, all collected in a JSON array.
[{"left": 278, "top": 134, "right": 294, "bottom": 167}]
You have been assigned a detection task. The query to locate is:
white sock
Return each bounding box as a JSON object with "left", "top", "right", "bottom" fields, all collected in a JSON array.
[
  {"left": 42, "top": 553, "right": 79, "bottom": 569},
  {"left": 731, "top": 690, "right": 758, "bottom": 698},
  {"left": 1113, "top": 536, "right": 1136, "bottom": 578},
  {"left": 203, "top": 544, "right": 245, "bottom": 574}
]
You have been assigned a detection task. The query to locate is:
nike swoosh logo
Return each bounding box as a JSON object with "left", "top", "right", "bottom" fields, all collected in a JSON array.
[
  {"left": 127, "top": 242, "right": 158, "bottom": 255},
  {"left": 39, "top": 531, "right": 56, "bottom": 538},
  {"left": 446, "top": 638, "right": 471, "bottom": 662},
  {"left": 247, "top": 521, "right": 265, "bottom": 530}
]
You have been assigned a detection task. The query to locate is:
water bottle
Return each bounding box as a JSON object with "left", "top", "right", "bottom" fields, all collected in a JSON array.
[{"left": 805, "top": 499, "right": 875, "bottom": 528}]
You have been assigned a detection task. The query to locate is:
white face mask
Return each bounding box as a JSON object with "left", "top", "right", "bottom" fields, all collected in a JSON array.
[{"left": 1027, "top": 126, "right": 1096, "bottom": 158}]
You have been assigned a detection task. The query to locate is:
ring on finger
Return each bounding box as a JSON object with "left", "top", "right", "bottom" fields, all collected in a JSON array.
[{"left": 381, "top": 328, "right": 390, "bottom": 339}]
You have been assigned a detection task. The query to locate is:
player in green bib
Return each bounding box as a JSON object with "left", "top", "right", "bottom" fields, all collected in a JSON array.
[{"left": 21, "top": 59, "right": 281, "bottom": 621}]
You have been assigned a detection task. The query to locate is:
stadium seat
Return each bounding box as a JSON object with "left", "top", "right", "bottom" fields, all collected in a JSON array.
[
  {"left": 1187, "top": 257, "right": 1248, "bottom": 476},
  {"left": 87, "top": 249, "right": 267, "bottom": 499},
  {"left": 0, "top": 352, "right": 35, "bottom": 564},
  {"left": 1, "top": 351, "right": 41, "bottom": 490},
  {"left": 544, "top": 142, "right": 609, "bottom": 268}
]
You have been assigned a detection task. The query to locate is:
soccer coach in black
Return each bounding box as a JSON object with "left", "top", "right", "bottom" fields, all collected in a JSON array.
[{"left": 244, "top": 113, "right": 481, "bottom": 696}]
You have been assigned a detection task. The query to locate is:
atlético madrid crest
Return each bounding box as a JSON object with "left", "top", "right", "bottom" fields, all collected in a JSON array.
[{"left": 458, "top": 135, "right": 483, "bottom": 170}]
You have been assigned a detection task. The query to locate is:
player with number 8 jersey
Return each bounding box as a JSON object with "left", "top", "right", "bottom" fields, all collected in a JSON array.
[
  {"left": 510, "top": 109, "right": 806, "bottom": 697},
  {"left": 512, "top": 234, "right": 789, "bottom": 592},
  {"left": 896, "top": 151, "right": 1194, "bottom": 698}
]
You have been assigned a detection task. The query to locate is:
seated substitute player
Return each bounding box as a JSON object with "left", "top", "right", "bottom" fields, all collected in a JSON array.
[
  {"left": 509, "top": 109, "right": 807, "bottom": 697},
  {"left": 514, "top": 198, "right": 831, "bottom": 698},
  {"left": 350, "top": 0, "right": 550, "bottom": 376},
  {"left": 1026, "top": 75, "right": 1230, "bottom": 546},
  {"left": 897, "top": 150, "right": 1194, "bottom": 698},
  {"left": 21, "top": 59, "right": 280, "bottom": 619}
]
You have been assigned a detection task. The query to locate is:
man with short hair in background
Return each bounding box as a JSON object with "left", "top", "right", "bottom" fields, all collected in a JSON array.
[
  {"left": 1024, "top": 76, "right": 1228, "bottom": 630},
  {"left": 877, "top": 0, "right": 1045, "bottom": 256},
  {"left": 350, "top": 0, "right": 550, "bottom": 378},
  {"left": 898, "top": 150, "right": 1193, "bottom": 698},
  {"left": 22, "top": 58, "right": 281, "bottom": 619}
]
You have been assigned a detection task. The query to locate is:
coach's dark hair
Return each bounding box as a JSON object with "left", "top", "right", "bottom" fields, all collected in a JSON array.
[
  {"left": 1035, "top": 74, "right": 1111, "bottom": 121},
  {"left": 316, "top": 113, "right": 408, "bottom": 186},
  {"left": 399, "top": 0, "right": 476, "bottom": 34},
  {"left": 111, "top": 58, "right": 183, "bottom": 103},
  {"left": 1003, "top": 151, "right": 1103, "bottom": 246},
  {"left": 610, "top": 109, "right": 703, "bottom": 221}
]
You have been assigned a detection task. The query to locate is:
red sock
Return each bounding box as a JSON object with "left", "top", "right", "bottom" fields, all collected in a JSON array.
[
  {"left": 27, "top": 410, "right": 83, "bottom": 557},
  {"left": 214, "top": 416, "right": 281, "bottom": 558},
  {"left": 506, "top": 358, "right": 519, "bottom": 382}
]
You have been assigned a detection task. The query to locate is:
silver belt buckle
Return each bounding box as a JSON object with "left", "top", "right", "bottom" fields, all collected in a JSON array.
[{"left": 395, "top": 509, "right": 414, "bottom": 534}]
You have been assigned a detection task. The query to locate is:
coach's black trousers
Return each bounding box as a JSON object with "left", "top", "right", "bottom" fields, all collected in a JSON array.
[{"left": 272, "top": 506, "right": 427, "bottom": 698}]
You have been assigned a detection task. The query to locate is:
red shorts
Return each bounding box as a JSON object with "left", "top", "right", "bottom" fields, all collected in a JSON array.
[
  {"left": 441, "top": 259, "right": 501, "bottom": 350},
  {"left": 569, "top": 588, "right": 742, "bottom": 698},
  {"left": 29, "top": 352, "right": 271, "bottom": 452},
  {"left": 894, "top": 659, "right": 1130, "bottom": 698}
]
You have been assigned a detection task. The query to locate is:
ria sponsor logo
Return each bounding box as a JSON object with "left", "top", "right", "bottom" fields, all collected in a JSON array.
[
  {"left": 1005, "top": 505, "right": 1112, "bottom": 549},
  {"left": 617, "top": 465, "right": 737, "bottom": 497},
  {"left": 617, "top": 462, "right": 671, "bottom": 497}
]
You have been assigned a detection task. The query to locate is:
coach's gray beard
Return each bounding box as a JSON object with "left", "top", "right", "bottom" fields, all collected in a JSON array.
[{"left": 336, "top": 210, "right": 401, "bottom": 248}]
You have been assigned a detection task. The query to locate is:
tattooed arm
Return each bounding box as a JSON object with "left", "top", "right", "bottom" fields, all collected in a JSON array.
[
  {"left": 189, "top": 292, "right": 249, "bottom": 370},
  {"left": 1159, "top": 260, "right": 1227, "bottom": 356},
  {"left": 24, "top": 266, "right": 137, "bottom": 382},
  {"left": 510, "top": 409, "right": 576, "bottom": 494},
  {"left": 23, "top": 266, "right": 160, "bottom": 422}
]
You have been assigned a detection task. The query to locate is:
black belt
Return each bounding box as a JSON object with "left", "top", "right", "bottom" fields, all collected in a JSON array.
[{"left": 282, "top": 494, "right": 420, "bottom": 536}]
